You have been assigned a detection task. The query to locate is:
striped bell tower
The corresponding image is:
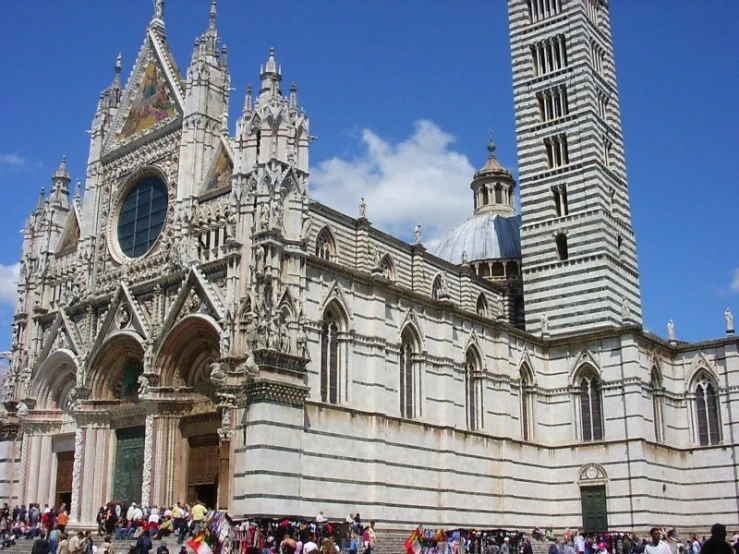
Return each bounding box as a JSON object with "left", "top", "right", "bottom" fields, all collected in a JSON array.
[{"left": 508, "top": 0, "right": 642, "bottom": 337}]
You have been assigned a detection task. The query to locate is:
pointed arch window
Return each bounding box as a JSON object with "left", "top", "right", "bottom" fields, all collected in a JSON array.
[
  {"left": 399, "top": 328, "right": 421, "bottom": 419},
  {"left": 476, "top": 294, "right": 488, "bottom": 318},
  {"left": 115, "top": 359, "right": 143, "bottom": 400},
  {"left": 315, "top": 228, "right": 336, "bottom": 261},
  {"left": 520, "top": 364, "right": 535, "bottom": 441},
  {"left": 651, "top": 367, "right": 664, "bottom": 443},
  {"left": 431, "top": 276, "right": 443, "bottom": 300},
  {"left": 320, "top": 310, "right": 341, "bottom": 404},
  {"left": 694, "top": 375, "right": 721, "bottom": 446},
  {"left": 379, "top": 255, "right": 396, "bottom": 281},
  {"left": 579, "top": 371, "right": 603, "bottom": 441},
  {"left": 465, "top": 349, "right": 483, "bottom": 431}
]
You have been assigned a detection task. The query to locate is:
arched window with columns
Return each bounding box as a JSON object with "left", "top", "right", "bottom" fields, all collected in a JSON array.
[
  {"left": 476, "top": 294, "right": 488, "bottom": 318},
  {"left": 693, "top": 371, "right": 721, "bottom": 446},
  {"left": 399, "top": 327, "right": 421, "bottom": 419},
  {"left": 520, "top": 363, "right": 535, "bottom": 441},
  {"left": 650, "top": 367, "right": 664, "bottom": 443},
  {"left": 320, "top": 305, "right": 346, "bottom": 404},
  {"left": 315, "top": 227, "right": 336, "bottom": 261},
  {"left": 465, "top": 348, "right": 483, "bottom": 431},
  {"left": 578, "top": 367, "right": 603, "bottom": 442}
]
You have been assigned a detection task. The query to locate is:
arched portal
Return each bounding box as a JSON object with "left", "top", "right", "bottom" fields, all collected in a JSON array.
[{"left": 156, "top": 315, "right": 222, "bottom": 508}]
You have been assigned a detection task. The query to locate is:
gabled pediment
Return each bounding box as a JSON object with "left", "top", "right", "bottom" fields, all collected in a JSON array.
[
  {"left": 88, "top": 282, "right": 150, "bottom": 358},
  {"left": 201, "top": 139, "right": 234, "bottom": 195},
  {"left": 56, "top": 208, "right": 81, "bottom": 255},
  {"left": 103, "top": 28, "right": 184, "bottom": 156},
  {"left": 37, "top": 312, "right": 81, "bottom": 364},
  {"left": 158, "top": 267, "right": 227, "bottom": 342}
]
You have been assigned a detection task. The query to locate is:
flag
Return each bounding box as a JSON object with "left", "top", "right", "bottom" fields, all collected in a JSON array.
[{"left": 188, "top": 533, "right": 214, "bottom": 554}]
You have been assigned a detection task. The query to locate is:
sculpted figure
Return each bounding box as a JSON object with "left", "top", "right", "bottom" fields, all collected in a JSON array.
[
  {"left": 725, "top": 308, "right": 734, "bottom": 333},
  {"left": 209, "top": 361, "right": 227, "bottom": 386},
  {"left": 259, "top": 206, "right": 269, "bottom": 231},
  {"left": 359, "top": 197, "right": 367, "bottom": 219},
  {"left": 245, "top": 313, "right": 258, "bottom": 350},
  {"left": 255, "top": 246, "right": 265, "bottom": 275},
  {"left": 301, "top": 213, "right": 312, "bottom": 240},
  {"left": 439, "top": 275, "right": 449, "bottom": 297},
  {"left": 540, "top": 313, "right": 549, "bottom": 335},
  {"left": 137, "top": 374, "right": 149, "bottom": 396},
  {"left": 414, "top": 225, "right": 422, "bottom": 245},
  {"left": 667, "top": 319, "right": 676, "bottom": 341},
  {"left": 278, "top": 317, "right": 291, "bottom": 353}
]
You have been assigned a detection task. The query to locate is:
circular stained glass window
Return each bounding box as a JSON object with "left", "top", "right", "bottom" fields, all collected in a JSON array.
[{"left": 117, "top": 174, "right": 168, "bottom": 258}]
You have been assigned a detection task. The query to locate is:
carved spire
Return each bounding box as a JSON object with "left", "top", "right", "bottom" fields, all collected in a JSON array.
[
  {"left": 150, "top": 0, "right": 165, "bottom": 31},
  {"left": 289, "top": 82, "right": 298, "bottom": 110},
  {"left": 73, "top": 179, "right": 82, "bottom": 203},
  {"left": 50, "top": 156, "right": 71, "bottom": 206},
  {"left": 52, "top": 156, "right": 71, "bottom": 187},
  {"left": 243, "top": 84, "right": 253, "bottom": 115},
  {"left": 108, "top": 53, "right": 123, "bottom": 107},
  {"left": 259, "top": 47, "right": 282, "bottom": 96},
  {"left": 209, "top": 0, "right": 217, "bottom": 32}
]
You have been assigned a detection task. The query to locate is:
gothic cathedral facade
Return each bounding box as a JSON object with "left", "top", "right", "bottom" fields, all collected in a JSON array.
[{"left": 1, "top": 0, "right": 737, "bottom": 533}]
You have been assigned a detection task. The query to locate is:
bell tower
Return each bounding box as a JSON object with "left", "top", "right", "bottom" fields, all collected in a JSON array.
[{"left": 508, "top": 0, "right": 642, "bottom": 336}]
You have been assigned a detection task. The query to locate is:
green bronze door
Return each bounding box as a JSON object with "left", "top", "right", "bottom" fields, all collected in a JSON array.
[
  {"left": 113, "top": 427, "right": 145, "bottom": 504},
  {"left": 580, "top": 485, "right": 608, "bottom": 533}
]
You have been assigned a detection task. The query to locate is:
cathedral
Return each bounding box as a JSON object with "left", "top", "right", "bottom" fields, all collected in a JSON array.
[{"left": 1, "top": 0, "right": 738, "bottom": 534}]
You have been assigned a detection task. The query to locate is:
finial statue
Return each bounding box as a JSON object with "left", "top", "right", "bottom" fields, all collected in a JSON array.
[
  {"left": 154, "top": 0, "right": 164, "bottom": 20},
  {"left": 725, "top": 308, "right": 734, "bottom": 335},
  {"left": 414, "top": 224, "right": 422, "bottom": 245},
  {"left": 461, "top": 250, "right": 468, "bottom": 265},
  {"left": 359, "top": 197, "right": 367, "bottom": 219},
  {"left": 667, "top": 319, "right": 676, "bottom": 342},
  {"left": 487, "top": 128, "right": 497, "bottom": 155},
  {"left": 621, "top": 296, "right": 631, "bottom": 324},
  {"left": 540, "top": 313, "right": 549, "bottom": 337}
]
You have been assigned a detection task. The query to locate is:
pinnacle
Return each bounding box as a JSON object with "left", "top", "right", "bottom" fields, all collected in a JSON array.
[{"left": 53, "top": 155, "right": 71, "bottom": 181}]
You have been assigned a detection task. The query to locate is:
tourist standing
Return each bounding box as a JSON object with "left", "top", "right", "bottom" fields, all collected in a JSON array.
[
  {"left": 701, "top": 525, "right": 732, "bottom": 554},
  {"left": 644, "top": 529, "right": 671, "bottom": 554},
  {"left": 575, "top": 533, "right": 586, "bottom": 554},
  {"left": 32, "top": 532, "right": 51, "bottom": 554}
]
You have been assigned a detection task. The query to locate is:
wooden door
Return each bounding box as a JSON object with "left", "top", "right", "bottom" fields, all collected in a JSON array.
[
  {"left": 581, "top": 485, "right": 608, "bottom": 533},
  {"left": 113, "top": 427, "right": 145, "bottom": 504},
  {"left": 55, "top": 451, "right": 74, "bottom": 508},
  {"left": 187, "top": 434, "right": 219, "bottom": 504}
]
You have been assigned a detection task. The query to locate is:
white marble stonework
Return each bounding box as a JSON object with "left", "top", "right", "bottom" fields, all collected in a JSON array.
[{"left": 1, "top": 0, "right": 738, "bottom": 536}]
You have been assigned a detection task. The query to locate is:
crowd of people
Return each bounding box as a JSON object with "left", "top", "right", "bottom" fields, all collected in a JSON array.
[{"left": 0, "top": 500, "right": 213, "bottom": 554}]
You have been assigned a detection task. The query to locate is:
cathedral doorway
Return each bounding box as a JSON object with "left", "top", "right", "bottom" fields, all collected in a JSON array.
[
  {"left": 580, "top": 485, "right": 608, "bottom": 533},
  {"left": 55, "top": 451, "right": 74, "bottom": 509},
  {"left": 113, "top": 427, "right": 145, "bottom": 504},
  {"left": 187, "top": 434, "right": 219, "bottom": 508}
]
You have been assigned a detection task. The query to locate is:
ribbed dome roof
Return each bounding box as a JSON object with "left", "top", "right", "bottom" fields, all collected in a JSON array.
[{"left": 435, "top": 213, "right": 521, "bottom": 264}]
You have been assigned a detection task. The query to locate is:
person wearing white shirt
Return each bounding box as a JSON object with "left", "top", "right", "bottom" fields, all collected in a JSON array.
[
  {"left": 645, "top": 528, "right": 672, "bottom": 554},
  {"left": 574, "top": 533, "right": 585, "bottom": 554},
  {"left": 316, "top": 511, "right": 327, "bottom": 523}
]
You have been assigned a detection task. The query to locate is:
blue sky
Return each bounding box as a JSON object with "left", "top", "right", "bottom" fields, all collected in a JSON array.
[{"left": 0, "top": 1, "right": 737, "bottom": 355}]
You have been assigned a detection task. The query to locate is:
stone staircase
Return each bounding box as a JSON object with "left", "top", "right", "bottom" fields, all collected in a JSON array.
[{"left": 1, "top": 534, "right": 184, "bottom": 554}]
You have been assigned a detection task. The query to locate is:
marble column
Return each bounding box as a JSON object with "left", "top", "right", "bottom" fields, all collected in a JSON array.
[
  {"left": 140, "top": 413, "right": 155, "bottom": 506},
  {"left": 152, "top": 415, "right": 180, "bottom": 508},
  {"left": 70, "top": 427, "right": 84, "bottom": 523},
  {"left": 217, "top": 408, "right": 233, "bottom": 511}
]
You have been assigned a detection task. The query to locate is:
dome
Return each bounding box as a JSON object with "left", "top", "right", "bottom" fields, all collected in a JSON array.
[{"left": 435, "top": 212, "right": 521, "bottom": 264}]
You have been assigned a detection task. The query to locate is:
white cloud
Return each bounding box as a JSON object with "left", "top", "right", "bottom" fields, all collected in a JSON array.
[
  {"left": 0, "top": 154, "right": 27, "bottom": 168},
  {"left": 730, "top": 268, "right": 739, "bottom": 293},
  {"left": 310, "top": 120, "right": 476, "bottom": 251},
  {"left": 0, "top": 263, "right": 19, "bottom": 307}
]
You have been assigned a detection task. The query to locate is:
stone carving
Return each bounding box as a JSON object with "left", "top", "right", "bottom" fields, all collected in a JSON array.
[
  {"left": 359, "top": 197, "right": 367, "bottom": 219},
  {"left": 221, "top": 409, "right": 231, "bottom": 428},
  {"left": 461, "top": 250, "right": 468, "bottom": 265},
  {"left": 70, "top": 428, "right": 84, "bottom": 521},
  {"left": 259, "top": 206, "right": 269, "bottom": 231},
  {"left": 725, "top": 308, "right": 734, "bottom": 335},
  {"left": 244, "top": 352, "right": 259, "bottom": 377},
  {"left": 271, "top": 199, "right": 283, "bottom": 230},
  {"left": 187, "top": 289, "right": 202, "bottom": 313},
  {"left": 439, "top": 275, "right": 449, "bottom": 298},
  {"left": 278, "top": 316, "right": 291, "bottom": 354},
  {"left": 245, "top": 312, "right": 258, "bottom": 350},
  {"left": 16, "top": 401, "right": 28, "bottom": 417},
  {"left": 621, "top": 296, "right": 631, "bottom": 324},
  {"left": 141, "top": 414, "right": 154, "bottom": 507},
  {"left": 137, "top": 374, "right": 150, "bottom": 397},
  {"left": 540, "top": 313, "right": 549, "bottom": 337},
  {"left": 667, "top": 319, "right": 676, "bottom": 341},
  {"left": 296, "top": 319, "right": 308, "bottom": 359},
  {"left": 220, "top": 313, "right": 233, "bottom": 356},
  {"left": 372, "top": 246, "right": 381, "bottom": 269},
  {"left": 255, "top": 246, "right": 265, "bottom": 275},
  {"left": 117, "top": 305, "right": 131, "bottom": 329},
  {"left": 209, "top": 360, "right": 227, "bottom": 386},
  {"left": 414, "top": 224, "right": 422, "bottom": 245},
  {"left": 300, "top": 213, "right": 312, "bottom": 240}
]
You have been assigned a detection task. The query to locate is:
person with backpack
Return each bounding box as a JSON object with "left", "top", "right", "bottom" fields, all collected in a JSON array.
[
  {"left": 31, "top": 531, "right": 51, "bottom": 554},
  {"left": 135, "top": 529, "right": 153, "bottom": 554}
]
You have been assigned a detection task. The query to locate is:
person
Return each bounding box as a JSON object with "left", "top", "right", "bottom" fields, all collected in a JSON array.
[
  {"left": 68, "top": 532, "right": 85, "bottom": 554},
  {"left": 135, "top": 529, "right": 153, "bottom": 554},
  {"left": 501, "top": 538, "right": 511, "bottom": 554},
  {"left": 49, "top": 526, "right": 60, "bottom": 554},
  {"left": 56, "top": 512, "right": 68, "bottom": 534},
  {"left": 367, "top": 522, "right": 376, "bottom": 554},
  {"left": 57, "top": 532, "right": 69, "bottom": 554},
  {"left": 84, "top": 531, "right": 94, "bottom": 554},
  {"left": 316, "top": 511, "right": 327, "bottom": 524},
  {"left": 156, "top": 543, "right": 170, "bottom": 554},
  {"left": 575, "top": 533, "right": 586, "bottom": 554},
  {"left": 701, "top": 525, "right": 732, "bottom": 554},
  {"left": 31, "top": 531, "right": 51, "bottom": 554},
  {"left": 522, "top": 539, "right": 533, "bottom": 554},
  {"left": 281, "top": 538, "right": 297, "bottom": 554},
  {"left": 99, "top": 536, "right": 114, "bottom": 554},
  {"left": 190, "top": 501, "right": 207, "bottom": 537}
]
